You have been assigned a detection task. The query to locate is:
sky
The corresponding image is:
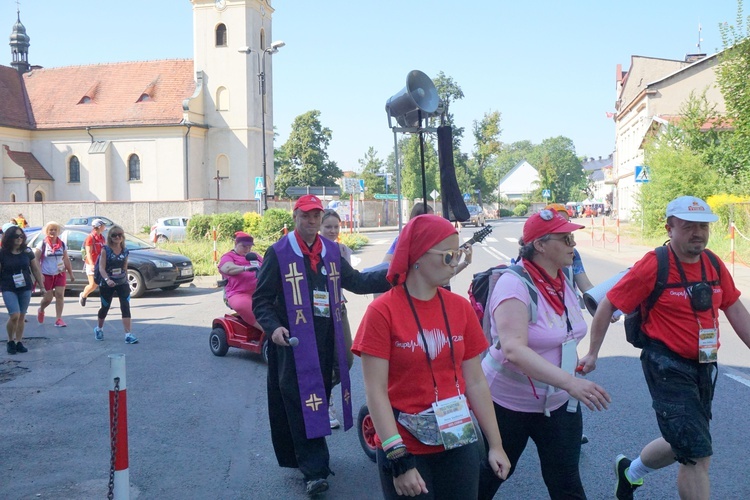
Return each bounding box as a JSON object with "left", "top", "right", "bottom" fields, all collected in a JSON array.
[{"left": 5, "top": 0, "right": 743, "bottom": 172}]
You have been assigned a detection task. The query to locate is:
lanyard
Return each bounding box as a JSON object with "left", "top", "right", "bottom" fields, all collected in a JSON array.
[
  {"left": 669, "top": 246, "right": 717, "bottom": 328},
  {"left": 538, "top": 272, "right": 573, "bottom": 337},
  {"left": 403, "top": 284, "right": 461, "bottom": 402}
]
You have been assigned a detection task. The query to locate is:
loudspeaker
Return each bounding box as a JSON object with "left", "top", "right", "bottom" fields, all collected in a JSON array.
[
  {"left": 437, "top": 126, "right": 469, "bottom": 222},
  {"left": 582, "top": 270, "right": 629, "bottom": 316},
  {"left": 386, "top": 70, "right": 439, "bottom": 127}
]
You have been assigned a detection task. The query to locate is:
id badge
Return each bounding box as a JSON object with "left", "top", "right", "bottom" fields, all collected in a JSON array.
[
  {"left": 312, "top": 290, "right": 330, "bottom": 317},
  {"left": 561, "top": 339, "right": 579, "bottom": 413},
  {"left": 698, "top": 328, "right": 718, "bottom": 363},
  {"left": 431, "top": 395, "right": 478, "bottom": 450},
  {"left": 12, "top": 272, "right": 26, "bottom": 288},
  {"left": 57, "top": 261, "right": 65, "bottom": 273}
]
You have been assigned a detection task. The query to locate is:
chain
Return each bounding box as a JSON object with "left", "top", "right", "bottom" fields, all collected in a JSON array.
[{"left": 108, "top": 377, "right": 120, "bottom": 500}]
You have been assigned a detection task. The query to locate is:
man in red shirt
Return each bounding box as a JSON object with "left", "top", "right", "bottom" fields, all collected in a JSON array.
[
  {"left": 580, "top": 196, "right": 750, "bottom": 500},
  {"left": 79, "top": 219, "right": 106, "bottom": 307}
]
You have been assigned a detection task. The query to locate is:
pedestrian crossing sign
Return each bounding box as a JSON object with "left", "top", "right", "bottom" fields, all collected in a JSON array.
[{"left": 635, "top": 166, "right": 650, "bottom": 183}]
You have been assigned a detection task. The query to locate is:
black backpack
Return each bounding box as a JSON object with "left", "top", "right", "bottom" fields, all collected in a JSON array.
[{"left": 623, "top": 246, "right": 721, "bottom": 348}]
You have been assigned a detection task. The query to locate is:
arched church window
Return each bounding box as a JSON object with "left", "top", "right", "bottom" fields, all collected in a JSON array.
[
  {"left": 216, "top": 24, "right": 227, "bottom": 47},
  {"left": 34, "top": 191, "right": 43, "bottom": 202},
  {"left": 217, "top": 86, "right": 229, "bottom": 111},
  {"left": 128, "top": 154, "right": 141, "bottom": 181},
  {"left": 69, "top": 156, "right": 80, "bottom": 183}
]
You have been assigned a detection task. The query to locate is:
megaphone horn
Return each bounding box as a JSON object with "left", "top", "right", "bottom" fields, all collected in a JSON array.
[
  {"left": 582, "top": 270, "right": 629, "bottom": 317},
  {"left": 386, "top": 70, "right": 439, "bottom": 128}
]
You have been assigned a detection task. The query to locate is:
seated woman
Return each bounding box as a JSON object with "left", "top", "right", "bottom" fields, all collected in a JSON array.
[
  {"left": 353, "top": 214, "right": 510, "bottom": 499},
  {"left": 218, "top": 231, "right": 263, "bottom": 331}
]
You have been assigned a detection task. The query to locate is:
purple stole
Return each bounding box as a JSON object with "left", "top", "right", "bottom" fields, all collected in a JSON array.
[{"left": 275, "top": 232, "right": 352, "bottom": 438}]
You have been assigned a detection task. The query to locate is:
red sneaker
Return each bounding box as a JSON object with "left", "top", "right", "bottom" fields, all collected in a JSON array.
[
  {"left": 54, "top": 318, "right": 67, "bottom": 328},
  {"left": 37, "top": 308, "right": 44, "bottom": 324}
]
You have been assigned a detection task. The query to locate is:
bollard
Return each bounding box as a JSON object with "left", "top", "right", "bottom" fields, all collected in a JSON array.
[
  {"left": 283, "top": 224, "right": 288, "bottom": 236},
  {"left": 212, "top": 227, "right": 218, "bottom": 263},
  {"left": 378, "top": 213, "right": 381, "bottom": 227},
  {"left": 108, "top": 354, "right": 129, "bottom": 500}
]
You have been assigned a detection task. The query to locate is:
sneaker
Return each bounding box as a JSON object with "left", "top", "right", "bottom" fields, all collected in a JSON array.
[
  {"left": 125, "top": 333, "right": 139, "bottom": 344},
  {"left": 615, "top": 454, "right": 643, "bottom": 500},
  {"left": 7, "top": 341, "right": 16, "bottom": 355},
  {"left": 37, "top": 308, "right": 44, "bottom": 324},
  {"left": 329, "top": 404, "right": 340, "bottom": 429},
  {"left": 79, "top": 293, "right": 86, "bottom": 307},
  {"left": 305, "top": 478, "right": 329, "bottom": 496},
  {"left": 15, "top": 341, "right": 27, "bottom": 353},
  {"left": 54, "top": 318, "right": 67, "bottom": 328},
  {"left": 94, "top": 327, "right": 104, "bottom": 341}
]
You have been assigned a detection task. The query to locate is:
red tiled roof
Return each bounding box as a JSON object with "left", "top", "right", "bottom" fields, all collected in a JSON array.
[
  {"left": 3, "top": 146, "right": 54, "bottom": 181},
  {"left": 22, "top": 59, "right": 195, "bottom": 129},
  {"left": 0, "top": 65, "right": 33, "bottom": 129}
]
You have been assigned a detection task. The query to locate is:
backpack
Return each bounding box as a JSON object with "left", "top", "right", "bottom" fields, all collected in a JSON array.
[
  {"left": 623, "top": 246, "right": 721, "bottom": 348},
  {"left": 469, "top": 263, "right": 575, "bottom": 345},
  {"left": 93, "top": 251, "right": 103, "bottom": 285}
]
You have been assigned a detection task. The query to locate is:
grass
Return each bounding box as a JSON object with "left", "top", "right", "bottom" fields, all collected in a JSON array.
[{"left": 146, "top": 232, "right": 370, "bottom": 276}]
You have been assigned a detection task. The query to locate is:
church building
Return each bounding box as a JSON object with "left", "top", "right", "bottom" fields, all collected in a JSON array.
[{"left": 0, "top": 0, "right": 277, "bottom": 203}]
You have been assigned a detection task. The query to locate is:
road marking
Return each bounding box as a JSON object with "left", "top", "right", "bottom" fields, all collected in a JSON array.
[
  {"left": 372, "top": 238, "right": 391, "bottom": 245},
  {"left": 723, "top": 366, "right": 750, "bottom": 389},
  {"left": 485, "top": 237, "right": 498, "bottom": 243},
  {"left": 505, "top": 237, "right": 519, "bottom": 244},
  {"left": 482, "top": 246, "right": 512, "bottom": 261}
]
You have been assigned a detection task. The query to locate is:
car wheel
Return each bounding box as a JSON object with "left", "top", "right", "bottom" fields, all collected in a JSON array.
[
  {"left": 209, "top": 327, "right": 229, "bottom": 356},
  {"left": 156, "top": 234, "right": 168, "bottom": 243},
  {"left": 357, "top": 404, "right": 378, "bottom": 463},
  {"left": 127, "top": 269, "right": 146, "bottom": 298},
  {"left": 261, "top": 338, "right": 269, "bottom": 364},
  {"left": 161, "top": 285, "right": 180, "bottom": 291}
]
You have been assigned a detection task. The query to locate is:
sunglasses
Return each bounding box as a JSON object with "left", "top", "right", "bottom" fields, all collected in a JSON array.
[
  {"left": 547, "top": 234, "right": 576, "bottom": 246},
  {"left": 110, "top": 233, "right": 124, "bottom": 238},
  {"left": 12, "top": 233, "right": 24, "bottom": 239},
  {"left": 425, "top": 248, "right": 463, "bottom": 266}
]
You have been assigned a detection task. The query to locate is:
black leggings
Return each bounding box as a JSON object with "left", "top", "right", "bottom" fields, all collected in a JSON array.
[
  {"left": 377, "top": 442, "right": 481, "bottom": 499},
  {"left": 98, "top": 282, "right": 131, "bottom": 319},
  {"left": 478, "top": 403, "right": 585, "bottom": 500}
]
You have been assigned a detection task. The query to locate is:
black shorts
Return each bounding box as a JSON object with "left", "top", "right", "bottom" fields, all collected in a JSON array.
[{"left": 641, "top": 343, "right": 717, "bottom": 461}]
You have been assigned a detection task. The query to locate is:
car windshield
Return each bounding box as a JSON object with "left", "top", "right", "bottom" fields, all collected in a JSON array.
[
  {"left": 467, "top": 205, "right": 481, "bottom": 214},
  {"left": 122, "top": 232, "right": 154, "bottom": 250}
]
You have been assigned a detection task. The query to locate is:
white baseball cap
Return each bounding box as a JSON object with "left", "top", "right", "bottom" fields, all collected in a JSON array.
[
  {"left": 665, "top": 196, "right": 718, "bottom": 223},
  {"left": 92, "top": 219, "right": 106, "bottom": 228}
]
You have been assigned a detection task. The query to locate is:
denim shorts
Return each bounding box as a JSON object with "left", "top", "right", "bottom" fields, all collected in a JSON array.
[
  {"left": 2, "top": 289, "right": 32, "bottom": 315},
  {"left": 641, "top": 343, "right": 716, "bottom": 461}
]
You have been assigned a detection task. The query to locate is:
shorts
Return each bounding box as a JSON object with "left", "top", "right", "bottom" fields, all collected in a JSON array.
[
  {"left": 641, "top": 343, "right": 716, "bottom": 461},
  {"left": 2, "top": 289, "right": 32, "bottom": 315},
  {"left": 43, "top": 273, "right": 67, "bottom": 290},
  {"left": 85, "top": 263, "right": 96, "bottom": 276}
]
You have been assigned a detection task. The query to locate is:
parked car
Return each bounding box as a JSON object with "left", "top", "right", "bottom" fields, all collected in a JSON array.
[
  {"left": 465, "top": 205, "right": 486, "bottom": 227},
  {"left": 26, "top": 225, "right": 194, "bottom": 297},
  {"left": 65, "top": 216, "right": 117, "bottom": 227},
  {"left": 150, "top": 217, "right": 190, "bottom": 242}
]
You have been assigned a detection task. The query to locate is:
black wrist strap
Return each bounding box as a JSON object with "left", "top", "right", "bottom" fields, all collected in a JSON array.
[{"left": 384, "top": 452, "right": 416, "bottom": 478}]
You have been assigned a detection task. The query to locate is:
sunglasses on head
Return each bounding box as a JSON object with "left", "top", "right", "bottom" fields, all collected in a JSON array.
[
  {"left": 425, "top": 248, "right": 463, "bottom": 266},
  {"left": 547, "top": 234, "right": 576, "bottom": 246}
]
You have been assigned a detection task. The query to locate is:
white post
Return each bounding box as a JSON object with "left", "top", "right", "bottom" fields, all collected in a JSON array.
[{"left": 109, "top": 354, "right": 129, "bottom": 500}]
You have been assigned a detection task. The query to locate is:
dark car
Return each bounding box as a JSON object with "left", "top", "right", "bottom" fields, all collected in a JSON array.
[
  {"left": 27, "top": 225, "right": 194, "bottom": 297},
  {"left": 65, "top": 216, "right": 117, "bottom": 227}
]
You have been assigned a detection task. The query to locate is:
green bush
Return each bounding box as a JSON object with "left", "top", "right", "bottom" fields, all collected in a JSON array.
[
  {"left": 498, "top": 208, "right": 514, "bottom": 218},
  {"left": 187, "top": 214, "right": 212, "bottom": 241},
  {"left": 244, "top": 212, "right": 263, "bottom": 237},
  {"left": 259, "top": 208, "right": 294, "bottom": 240},
  {"left": 513, "top": 204, "right": 528, "bottom": 216},
  {"left": 211, "top": 212, "right": 245, "bottom": 240},
  {"left": 339, "top": 233, "right": 369, "bottom": 251}
]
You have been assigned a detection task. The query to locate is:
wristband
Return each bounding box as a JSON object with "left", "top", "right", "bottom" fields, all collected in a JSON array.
[
  {"left": 384, "top": 451, "right": 416, "bottom": 478},
  {"left": 381, "top": 434, "right": 402, "bottom": 449}
]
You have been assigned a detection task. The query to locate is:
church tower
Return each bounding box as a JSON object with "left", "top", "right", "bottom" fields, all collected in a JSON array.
[
  {"left": 9, "top": 9, "right": 30, "bottom": 74},
  {"left": 190, "top": 0, "right": 278, "bottom": 203}
]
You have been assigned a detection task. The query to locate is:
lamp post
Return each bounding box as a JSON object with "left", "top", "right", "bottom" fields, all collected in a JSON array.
[{"left": 239, "top": 40, "right": 285, "bottom": 215}]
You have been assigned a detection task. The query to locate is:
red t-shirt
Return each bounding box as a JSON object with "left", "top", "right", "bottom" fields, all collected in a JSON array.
[
  {"left": 84, "top": 232, "right": 106, "bottom": 265},
  {"left": 352, "top": 286, "right": 488, "bottom": 454},
  {"left": 607, "top": 249, "right": 740, "bottom": 359}
]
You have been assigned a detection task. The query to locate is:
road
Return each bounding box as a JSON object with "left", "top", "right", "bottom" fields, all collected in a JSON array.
[{"left": 1, "top": 218, "right": 749, "bottom": 499}]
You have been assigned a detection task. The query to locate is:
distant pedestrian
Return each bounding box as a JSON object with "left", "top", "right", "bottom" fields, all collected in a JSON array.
[
  {"left": 1, "top": 226, "right": 45, "bottom": 354},
  {"left": 14, "top": 213, "right": 29, "bottom": 228},
  {"left": 79, "top": 219, "right": 107, "bottom": 307},
  {"left": 35, "top": 221, "right": 75, "bottom": 327},
  {"left": 95, "top": 225, "right": 137, "bottom": 344}
]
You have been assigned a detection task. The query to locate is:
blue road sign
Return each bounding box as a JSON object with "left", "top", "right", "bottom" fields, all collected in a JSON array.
[
  {"left": 542, "top": 189, "right": 551, "bottom": 198},
  {"left": 359, "top": 179, "right": 365, "bottom": 193},
  {"left": 463, "top": 193, "right": 471, "bottom": 201},
  {"left": 254, "top": 177, "right": 264, "bottom": 200},
  {"left": 635, "top": 165, "right": 650, "bottom": 183}
]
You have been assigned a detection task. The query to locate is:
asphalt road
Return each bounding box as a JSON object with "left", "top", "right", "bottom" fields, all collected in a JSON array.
[{"left": 1, "top": 219, "right": 749, "bottom": 499}]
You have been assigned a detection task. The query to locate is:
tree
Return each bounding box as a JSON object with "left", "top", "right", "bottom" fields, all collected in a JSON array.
[
  {"left": 399, "top": 134, "right": 439, "bottom": 201},
  {"left": 471, "top": 110, "right": 503, "bottom": 207},
  {"left": 358, "top": 147, "right": 386, "bottom": 196},
  {"left": 526, "top": 136, "right": 584, "bottom": 202},
  {"left": 274, "top": 110, "right": 342, "bottom": 198}
]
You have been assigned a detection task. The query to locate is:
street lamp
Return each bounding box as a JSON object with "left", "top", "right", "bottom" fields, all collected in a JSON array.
[{"left": 239, "top": 40, "right": 285, "bottom": 214}]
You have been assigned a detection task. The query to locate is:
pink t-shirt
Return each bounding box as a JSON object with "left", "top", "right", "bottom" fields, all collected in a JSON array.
[
  {"left": 482, "top": 262, "right": 587, "bottom": 413},
  {"left": 218, "top": 251, "right": 262, "bottom": 300}
]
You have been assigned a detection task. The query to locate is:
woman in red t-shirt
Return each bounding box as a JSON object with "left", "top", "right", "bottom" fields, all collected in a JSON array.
[
  {"left": 79, "top": 219, "right": 107, "bottom": 307},
  {"left": 353, "top": 214, "right": 509, "bottom": 499}
]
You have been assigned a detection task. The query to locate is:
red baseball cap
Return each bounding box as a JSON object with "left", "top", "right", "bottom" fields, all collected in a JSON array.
[
  {"left": 293, "top": 194, "right": 324, "bottom": 212},
  {"left": 522, "top": 209, "right": 584, "bottom": 244}
]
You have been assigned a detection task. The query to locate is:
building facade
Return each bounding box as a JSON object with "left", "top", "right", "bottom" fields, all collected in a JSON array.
[{"left": 0, "top": 0, "right": 277, "bottom": 204}]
